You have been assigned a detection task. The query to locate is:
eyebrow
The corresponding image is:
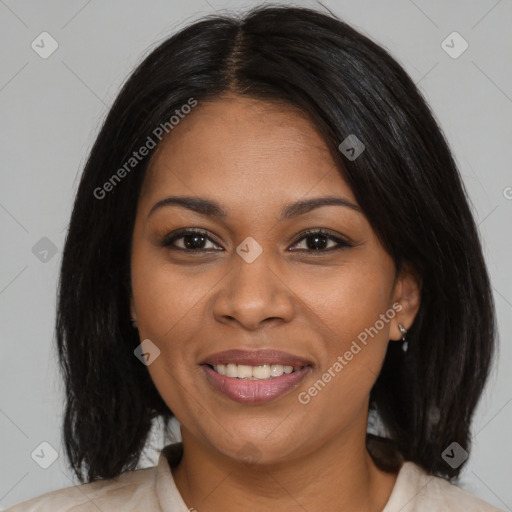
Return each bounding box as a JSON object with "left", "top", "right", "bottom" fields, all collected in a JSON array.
[{"left": 148, "top": 195, "right": 361, "bottom": 220}]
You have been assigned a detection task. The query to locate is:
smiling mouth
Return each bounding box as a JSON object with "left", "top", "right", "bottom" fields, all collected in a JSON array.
[
  {"left": 201, "top": 363, "right": 312, "bottom": 404},
  {"left": 206, "top": 363, "right": 307, "bottom": 380}
]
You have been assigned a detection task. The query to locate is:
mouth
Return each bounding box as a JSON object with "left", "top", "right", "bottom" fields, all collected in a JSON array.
[{"left": 200, "top": 349, "right": 313, "bottom": 404}]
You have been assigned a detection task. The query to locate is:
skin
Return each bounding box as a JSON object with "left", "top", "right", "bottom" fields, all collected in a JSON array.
[{"left": 129, "top": 94, "right": 421, "bottom": 512}]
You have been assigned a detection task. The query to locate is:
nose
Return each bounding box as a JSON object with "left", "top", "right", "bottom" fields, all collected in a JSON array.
[{"left": 212, "top": 248, "right": 295, "bottom": 331}]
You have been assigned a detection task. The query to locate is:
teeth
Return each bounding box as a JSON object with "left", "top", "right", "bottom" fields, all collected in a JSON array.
[
  {"left": 270, "top": 364, "right": 284, "bottom": 377},
  {"left": 237, "top": 364, "right": 253, "bottom": 379},
  {"left": 253, "top": 364, "right": 271, "bottom": 379},
  {"left": 225, "top": 364, "right": 237, "bottom": 377},
  {"left": 213, "top": 363, "right": 302, "bottom": 379}
]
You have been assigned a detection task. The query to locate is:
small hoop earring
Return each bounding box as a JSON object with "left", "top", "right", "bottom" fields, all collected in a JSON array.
[{"left": 398, "top": 323, "right": 408, "bottom": 353}]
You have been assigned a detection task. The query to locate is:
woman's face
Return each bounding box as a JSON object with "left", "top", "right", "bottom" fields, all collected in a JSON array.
[{"left": 130, "top": 94, "right": 419, "bottom": 465}]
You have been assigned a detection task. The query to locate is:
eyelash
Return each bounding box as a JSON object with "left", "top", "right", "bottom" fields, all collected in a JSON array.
[{"left": 159, "top": 228, "right": 353, "bottom": 253}]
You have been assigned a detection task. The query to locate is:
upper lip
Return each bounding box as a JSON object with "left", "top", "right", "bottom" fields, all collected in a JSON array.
[{"left": 200, "top": 349, "right": 313, "bottom": 367}]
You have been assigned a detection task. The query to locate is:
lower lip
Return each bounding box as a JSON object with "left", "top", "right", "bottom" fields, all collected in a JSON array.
[{"left": 201, "top": 365, "right": 312, "bottom": 404}]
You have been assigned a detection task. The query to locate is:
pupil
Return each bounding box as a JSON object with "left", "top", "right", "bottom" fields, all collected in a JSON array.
[
  {"left": 184, "top": 234, "right": 206, "bottom": 249},
  {"left": 307, "top": 234, "right": 327, "bottom": 250}
]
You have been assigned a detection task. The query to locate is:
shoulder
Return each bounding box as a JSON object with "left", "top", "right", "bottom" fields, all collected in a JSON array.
[
  {"left": 4, "top": 465, "right": 159, "bottom": 512},
  {"left": 383, "top": 462, "right": 504, "bottom": 512}
]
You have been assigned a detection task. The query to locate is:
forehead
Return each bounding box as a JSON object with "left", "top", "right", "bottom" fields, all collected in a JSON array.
[{"left": 140, "top": 95, "right": 356, "bottom": 213}]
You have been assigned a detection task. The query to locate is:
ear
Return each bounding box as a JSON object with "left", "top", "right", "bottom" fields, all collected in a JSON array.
[{"left": 389, "top": 263, "right": 421, "bottom": 341}]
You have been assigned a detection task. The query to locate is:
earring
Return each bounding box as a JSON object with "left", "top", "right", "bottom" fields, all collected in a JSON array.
[
  {"left": 398, "top": 323, "right": 408, "bottom": 352},
  {"left": 130, "top": 317, "right": 138, "bottom": 328}
]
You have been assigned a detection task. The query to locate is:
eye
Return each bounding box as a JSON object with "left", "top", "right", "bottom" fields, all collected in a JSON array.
[
  {"left": 288, "top": 229, "right": 353, "bottom": 252},
  {"left": 160, "top": 228, "right": 223, "bottom": 252},
  {"left": 160, "top": 228, "right": 353, "bottom": 253}
]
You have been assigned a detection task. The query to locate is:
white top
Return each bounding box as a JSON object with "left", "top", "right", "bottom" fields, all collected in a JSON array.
[{"left": 5, "top": 443, "right": 502, "bottom": 511}]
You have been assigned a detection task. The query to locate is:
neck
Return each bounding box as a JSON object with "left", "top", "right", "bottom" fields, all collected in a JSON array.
[{"left": 171, "top": 419, "right": 398, "bottom": 512}]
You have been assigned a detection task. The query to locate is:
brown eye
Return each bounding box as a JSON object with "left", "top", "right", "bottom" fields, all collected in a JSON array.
[
  {"left": 160, "top": 229, "right": 223, "bottom": 251},
  {"left": 160, "top": 228, "right": 353, "bottom": 253},
  {"left": 289, "top": 229, "right": 353, "bottom": 252}
]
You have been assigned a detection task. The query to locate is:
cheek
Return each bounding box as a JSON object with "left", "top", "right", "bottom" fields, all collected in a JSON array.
[
  {"left": 294, "top": 283, "right": 393, "bottom": 438},
  {"left": 131, "top": 245, "right": 216, "bottom": 343},
  {"left": 130, "top": 249, "right": 209, "bottom": 416},
  {"left": 130, "top": 252, "right": 201, "bottom": 414},
  {"left": 294, "top": 256, "right": 395, "bottom": 406},
  {"left": 291, "top": 259, "right": 395, "bottom": 349}
]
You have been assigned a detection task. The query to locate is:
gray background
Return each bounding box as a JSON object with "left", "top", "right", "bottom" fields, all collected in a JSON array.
[{"left": 1, "top": 0, "right": 511, "bottom": 509}]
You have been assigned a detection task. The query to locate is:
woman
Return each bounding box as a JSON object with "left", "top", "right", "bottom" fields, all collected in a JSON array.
[{"left": 7, "top": 4, "right": 501, "bottom": 511}]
